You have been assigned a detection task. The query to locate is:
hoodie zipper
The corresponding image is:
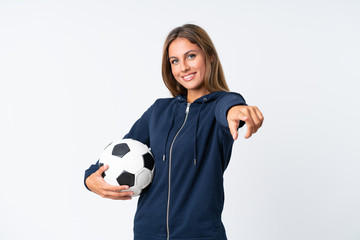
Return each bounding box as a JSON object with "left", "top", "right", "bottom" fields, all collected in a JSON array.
[{"left": 166, "top": 102, "right": 191, "bottom": 240}]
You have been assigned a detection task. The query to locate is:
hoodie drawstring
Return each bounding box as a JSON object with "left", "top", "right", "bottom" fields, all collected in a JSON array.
[
  {"left": 163, "top": 96, "right": 207, "bottom": 166},
  {"left": 162, "top": 97, "right": 180, "bottom": 162},
  {"left": 193, "top": 97, "right": 207, "bottom": 166}
]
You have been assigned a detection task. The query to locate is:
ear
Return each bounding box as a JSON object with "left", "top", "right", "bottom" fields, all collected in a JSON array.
[{"left": 210, "top": 54, "right": 215, "bottom": 63}]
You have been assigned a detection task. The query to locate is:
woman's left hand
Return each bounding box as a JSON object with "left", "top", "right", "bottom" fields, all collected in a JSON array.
[{"left": 227, "top": 105, "right": 264, "bottom": 140}]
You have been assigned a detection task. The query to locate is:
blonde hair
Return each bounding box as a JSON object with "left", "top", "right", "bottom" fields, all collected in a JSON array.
[{"left": 162, "top": 24, "right": 229, "bottom": 97}]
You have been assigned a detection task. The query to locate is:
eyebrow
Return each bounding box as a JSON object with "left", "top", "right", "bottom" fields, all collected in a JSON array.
[{"left": 169, "top": 50, "right": 198, "bottom": 59}]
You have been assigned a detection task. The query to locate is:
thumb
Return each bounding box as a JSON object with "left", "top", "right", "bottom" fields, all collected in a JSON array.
[{"left": 97, "top": 163, "right": 109, "bottom": 175}]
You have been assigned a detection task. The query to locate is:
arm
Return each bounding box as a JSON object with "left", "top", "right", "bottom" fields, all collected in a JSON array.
[
  {"left": 84, "top": 102, "right": 155, "bottom": 199},
  {"left": 215, "top": 92, "right": 264, "bottom": 140}
]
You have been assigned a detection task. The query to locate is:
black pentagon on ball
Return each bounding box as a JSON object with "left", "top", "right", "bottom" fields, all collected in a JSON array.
[
  {"left": 112, "top": 143, "right": 130, "bottom": 158},
  {"left": 116, "top": 170, "right": 135, "bottom": 187},
  {"left": 143, "top": 152, "right": 155, "bottom": 170}
]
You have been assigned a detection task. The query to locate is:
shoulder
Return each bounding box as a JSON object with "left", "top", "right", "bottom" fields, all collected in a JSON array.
[
  {"left": 215, "top": 91, "right": 247, "bottom": 110},
  {"left": 152, "top": 97, "right": 177, "bottom": 108},
  {"left": 198, "top": 91, "right": 246, "bottom": 105},
  {"left": 154, "top": 97, "right": 175, "bottom": 104},
  {"left": 147, "top": 96, "right": 179, "bottom": 115},
  {"left": 216, "top": 91, "right": 246, "bottom": 103}
]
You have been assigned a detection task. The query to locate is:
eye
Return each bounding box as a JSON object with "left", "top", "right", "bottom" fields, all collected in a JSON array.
[
  {"left": 187, "top": 54, "right": 196, "bottom": 60},
  {"left": 170, "top": 59, "right": 178, "bottom": 64}
]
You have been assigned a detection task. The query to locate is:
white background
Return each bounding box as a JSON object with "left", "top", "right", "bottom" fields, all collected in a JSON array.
[{"left": 1, "top": 0, "right": 359, "bottom": 239}]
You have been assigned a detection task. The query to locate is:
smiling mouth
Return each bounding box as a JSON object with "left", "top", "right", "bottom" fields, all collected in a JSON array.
[{"left": 182, "top": 73, "right": 196, "bottom": 81}]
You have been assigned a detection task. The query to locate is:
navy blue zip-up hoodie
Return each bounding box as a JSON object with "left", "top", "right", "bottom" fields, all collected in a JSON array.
[{"left": 84, "top": 91, "right": 246, "bottom": 240}]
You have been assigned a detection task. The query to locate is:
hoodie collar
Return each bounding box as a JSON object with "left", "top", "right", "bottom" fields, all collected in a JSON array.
[{"left": 176, "top": 91, "right": 227, "bottom": 104}]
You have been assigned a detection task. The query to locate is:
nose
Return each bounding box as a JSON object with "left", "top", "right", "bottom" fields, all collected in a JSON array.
[{"left": 180, "top": 61, "right": 190, "bottom": 72}]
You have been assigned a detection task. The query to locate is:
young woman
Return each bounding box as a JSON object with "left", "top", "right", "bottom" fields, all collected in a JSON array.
[{"left": 85, "top": 24, "right": 264, "bottom": 240}]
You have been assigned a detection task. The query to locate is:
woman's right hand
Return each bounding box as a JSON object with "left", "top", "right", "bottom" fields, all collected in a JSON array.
[{"left": 85, "top": 164, "right": 134, "bottom": 200}]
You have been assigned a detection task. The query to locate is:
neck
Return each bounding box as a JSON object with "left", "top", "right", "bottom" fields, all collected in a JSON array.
[{"left": 186, "top": 89, "right": 210, "bottom": 103}]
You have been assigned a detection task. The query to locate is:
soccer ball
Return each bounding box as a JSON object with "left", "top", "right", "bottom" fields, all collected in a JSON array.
[{"left": 98, "top": 139, "right": 155, "bottom": 196}]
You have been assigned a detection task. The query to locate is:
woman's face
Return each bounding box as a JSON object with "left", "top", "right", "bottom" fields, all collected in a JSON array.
[{"left": 168, "top": 37, "right": 208, "bottom": 97}]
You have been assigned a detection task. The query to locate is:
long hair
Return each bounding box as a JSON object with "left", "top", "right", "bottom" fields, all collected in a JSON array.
[{"left": 162, "top": 24, "right": 229, "bottom": 97}]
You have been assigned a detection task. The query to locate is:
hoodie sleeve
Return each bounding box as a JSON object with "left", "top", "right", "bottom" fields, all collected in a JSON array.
[
  {"left": 123, "top": 103, "right": 154, "bottom": 145},
  {"left": 84, "top": 160, "right": 100, "bottom": 191},
  {"left": 83, "top": 103, "right": 155, "bottom": 191},
  {"left": 215, "top": 92, "right": 247, "bottom": 130}
]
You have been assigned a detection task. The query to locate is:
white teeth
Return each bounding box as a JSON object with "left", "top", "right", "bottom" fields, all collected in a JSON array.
[{"left": 184, "top": 74, "right": 194, "bottom": 80}]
